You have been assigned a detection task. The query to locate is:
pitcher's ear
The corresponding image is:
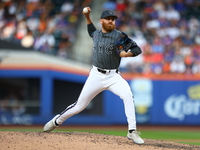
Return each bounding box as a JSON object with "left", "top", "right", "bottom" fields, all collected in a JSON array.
[{"left": 100, "top": 19, "right": 103, "bottom": 24}]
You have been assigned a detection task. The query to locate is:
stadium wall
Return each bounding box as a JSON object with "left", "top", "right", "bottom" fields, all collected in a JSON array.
[{"left": 0, "top": 69, "right": 200, "bottom": 125}]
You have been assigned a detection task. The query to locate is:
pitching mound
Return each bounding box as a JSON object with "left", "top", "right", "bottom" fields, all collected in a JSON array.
[{"left": 0, "top": 131, "right": 199, "bottom": 150}]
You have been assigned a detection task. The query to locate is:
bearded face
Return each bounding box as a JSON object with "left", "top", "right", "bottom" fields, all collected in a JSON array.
[{"left": 101, "top": 17, "right": 116, "bottom": 32}]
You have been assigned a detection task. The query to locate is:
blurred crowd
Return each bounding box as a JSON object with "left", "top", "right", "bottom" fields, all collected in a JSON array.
[
  {"left": 0, "top": 0, "right": 200, "bottom": 75},
  {"left": 0, "top": 0, "right": 91, "bottom": 58},
  {"left": 103, "top": 0, "right": 200, "bottom": 75}
]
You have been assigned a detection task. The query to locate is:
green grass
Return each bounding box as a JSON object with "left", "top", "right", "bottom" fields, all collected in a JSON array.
[
  {"left": 0, "top": 127, "right": 200, "bottom": 146},
  {"left": 55, "top": 128, "right": 200, "bottom": 146},
  {"left": 180, "top": 142, "right": 200, "bottom": 146},
  {"left": 141, "top": 131, "right": 200, "bottom": 146},
  {"left": 142, "top": 131, "right": 200, "bottom": 140},
  {"left": 0, "top": 128, "right": 40, "bottom": 132}
]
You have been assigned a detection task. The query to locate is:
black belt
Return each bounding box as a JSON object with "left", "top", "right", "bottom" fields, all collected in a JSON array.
[{"left": 97, "top": 68, "right": 119, "bottom": 74}]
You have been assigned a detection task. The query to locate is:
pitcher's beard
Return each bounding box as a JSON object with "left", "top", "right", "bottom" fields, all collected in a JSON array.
[{"left": 102, "top": 22, "right": 115, "bottom": 32}]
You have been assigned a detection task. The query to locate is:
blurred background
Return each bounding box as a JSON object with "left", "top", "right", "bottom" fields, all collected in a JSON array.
[{"left": 0, "top": 0, "right": 200, "bottom": 126}]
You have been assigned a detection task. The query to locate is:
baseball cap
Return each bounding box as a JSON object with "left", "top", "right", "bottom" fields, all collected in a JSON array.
[{"left": 100, "top": 10, "right": 118, "bottom": 19}]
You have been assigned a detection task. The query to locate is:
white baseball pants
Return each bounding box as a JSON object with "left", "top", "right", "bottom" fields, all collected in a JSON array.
[{"left": 56, "top": 66, "right": 137, "bottom": 130}]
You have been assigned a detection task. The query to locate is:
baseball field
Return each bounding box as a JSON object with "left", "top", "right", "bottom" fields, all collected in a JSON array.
[{"left": 0, "top": 125, "right": 200, "bottom": 150}]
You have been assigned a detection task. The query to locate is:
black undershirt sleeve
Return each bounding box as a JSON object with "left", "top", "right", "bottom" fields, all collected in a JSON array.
[
  {"left": 130, "top": 45, "right": 142, "bottom": 57},
  {"left": 87, "top": 23, "right": 96, "bottom": 37}
]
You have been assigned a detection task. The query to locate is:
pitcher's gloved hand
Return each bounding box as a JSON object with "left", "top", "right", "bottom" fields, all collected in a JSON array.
[{"left": 115, "top": 32, "right": 137, "bottom": 54}]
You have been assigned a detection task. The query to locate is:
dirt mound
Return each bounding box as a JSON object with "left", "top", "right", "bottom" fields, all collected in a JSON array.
[{"left": 0, "top": 131, "right": 199, "bottom": 150}]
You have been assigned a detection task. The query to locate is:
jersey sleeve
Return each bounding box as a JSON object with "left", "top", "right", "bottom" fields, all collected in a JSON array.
[
  {"left": 87, "top": 23, "right": 96, "bottom": 37},
  {"left": 115, "top": 31, "right": 142, "bottom": 57}
]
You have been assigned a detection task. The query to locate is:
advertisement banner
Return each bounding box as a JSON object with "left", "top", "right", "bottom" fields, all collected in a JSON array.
[{"left": 151, "top": 81, "right": 200, "bottom": 125}]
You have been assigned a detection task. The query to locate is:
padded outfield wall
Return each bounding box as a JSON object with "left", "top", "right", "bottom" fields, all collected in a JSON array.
[{"left": 0, "top": 68, "right": 200, "bottom": 126}]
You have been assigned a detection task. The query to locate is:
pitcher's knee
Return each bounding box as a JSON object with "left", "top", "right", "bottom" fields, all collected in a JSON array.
[
  {"left": 73, "top": 105, "right": 85, "bottom": 114},
  {"left": 120, "top": 91, "right": 133, "bottom": 100}
]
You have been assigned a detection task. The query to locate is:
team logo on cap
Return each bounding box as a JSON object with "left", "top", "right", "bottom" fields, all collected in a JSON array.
[{"left": 108, "top": 10, "right": 114, "bottom": 15}]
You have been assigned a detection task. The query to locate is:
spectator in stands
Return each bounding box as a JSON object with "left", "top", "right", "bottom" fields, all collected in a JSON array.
[
  {"left": 192, "top": 60, "right": 200, "bottom": 74},
  {"left": 21, "top": 29, "right": 34, "bottom": 48},
  {"left": 1, "top": 20, "right": 15, "bottom": 41},
  {"left": 14, "top": 19, "right": 27, "bottom": 44},
  {"left": 170, "top": 54, "right": 186, "bottom": 73},
  {"left": 34, "top": 29, "right": 56, "bottom": 53}
]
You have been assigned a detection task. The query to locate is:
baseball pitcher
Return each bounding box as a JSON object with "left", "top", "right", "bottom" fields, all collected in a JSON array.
[{"left": 43, "top": 7, "right": 144, "bottom": 145}]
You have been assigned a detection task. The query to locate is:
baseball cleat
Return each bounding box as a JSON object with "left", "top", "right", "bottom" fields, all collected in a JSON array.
[
  {"left": 127, "top": 131, "right": 144, "bottom": 145},
  {"left": 43, "top": 114, "right": 60, "bottom": 132}
]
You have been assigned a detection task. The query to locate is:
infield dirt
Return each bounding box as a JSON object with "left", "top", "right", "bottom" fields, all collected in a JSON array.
[{"left": 0, "top": 131, "right": 200, "bottom": 150}]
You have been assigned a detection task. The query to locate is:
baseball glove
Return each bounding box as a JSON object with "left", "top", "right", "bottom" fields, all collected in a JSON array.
[{"left": 115, "top": 32, "right": 137, "bottom": 54}]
